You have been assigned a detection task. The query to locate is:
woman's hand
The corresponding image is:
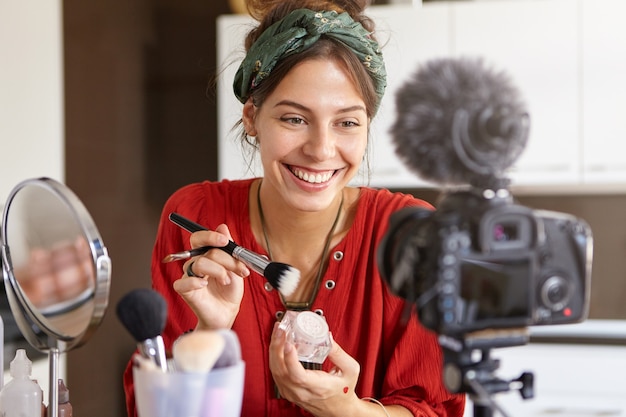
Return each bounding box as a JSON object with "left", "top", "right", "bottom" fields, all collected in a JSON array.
[
  {"left": 172, "top": 224, "right": 250, "bottom": 329},
  {"left": 269, "top": 322, "right": 364, "bottom": 417}
]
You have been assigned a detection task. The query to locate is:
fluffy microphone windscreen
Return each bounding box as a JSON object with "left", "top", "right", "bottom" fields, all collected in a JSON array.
[
  {"left": 391, "top": 56, "right": 529, "bottom": 188},
  {"left": 116, "top": 288, "right": 167, "bottom": 342}
]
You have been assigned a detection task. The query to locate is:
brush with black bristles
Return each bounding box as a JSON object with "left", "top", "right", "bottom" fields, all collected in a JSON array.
[
  {"left": 116, "top": 288, "right": 168, "bottom": 372},
  {"left": 163, "top": 212, "right": 300, "bottom": 297}
]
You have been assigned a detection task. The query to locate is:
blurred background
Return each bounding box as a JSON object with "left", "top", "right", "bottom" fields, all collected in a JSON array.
[{"left": 1, "top": 0, "right": 625, "bottom": 416}]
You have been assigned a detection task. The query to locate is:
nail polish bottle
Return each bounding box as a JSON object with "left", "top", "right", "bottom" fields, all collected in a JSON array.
[{"left": 57, "top": 379, "right": 73, "bottom": 417}]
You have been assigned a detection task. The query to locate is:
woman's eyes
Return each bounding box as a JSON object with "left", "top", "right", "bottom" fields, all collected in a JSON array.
[
  {"left": 279, "top": 117, "right": 361, "bottom": 128},
  {"left": 281, "top": 116, "right": 305, "bottom": 125},
  {"left": 339, "top": 120, "right": 360, "bottom": 128}
]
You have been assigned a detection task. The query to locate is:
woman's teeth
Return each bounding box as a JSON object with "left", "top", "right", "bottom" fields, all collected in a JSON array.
[{"left": 292, "top": 168, "right": 333, "bottom": 184}]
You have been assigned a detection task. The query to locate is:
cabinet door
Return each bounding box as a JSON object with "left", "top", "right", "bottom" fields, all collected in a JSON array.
[
  {"left": 453, "top": 0, "right": 581, "bottom": 188},
  {"left": 364, "top": 4, "right": 451, "bottom": 189},
  {"left": 216, "top": 5, "right": 452, "bottom": 188},
  {"left": 0, "top": 0, "right": 64, "bottom": 199},
  {"left": 217, "top": 14, "right": 259, "bottom": 181},
  {"left": 582, "top": 0, "right": 626, "bottom": 184}
]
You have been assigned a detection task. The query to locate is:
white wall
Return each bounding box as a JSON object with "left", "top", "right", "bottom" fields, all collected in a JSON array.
[
  {"left": 217, "top": 0, "right": 626, "bottom": 193},
  {"left": 0, "top": 0, "right": 65, "bottom": 202},
  {"left": 0, "top": 0, "right": 66, "bottom": 401}
]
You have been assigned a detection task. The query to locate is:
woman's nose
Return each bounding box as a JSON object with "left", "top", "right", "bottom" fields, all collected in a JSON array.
[{"left": 303, "top": 126, "right": 336, "bottom": 161}]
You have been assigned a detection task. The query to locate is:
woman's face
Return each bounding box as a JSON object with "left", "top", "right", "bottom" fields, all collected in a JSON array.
[{"left": 244, "top": 58, "right": 369, "bottom": 212}]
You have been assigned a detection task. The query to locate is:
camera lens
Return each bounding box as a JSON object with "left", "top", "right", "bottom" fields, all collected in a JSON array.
[{"left": 541, "top": 275, "right": 570, "bottom": 311}]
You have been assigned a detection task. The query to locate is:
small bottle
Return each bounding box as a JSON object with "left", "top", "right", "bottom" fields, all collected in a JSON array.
[
  {"left": 32, "top": 379, "right": 47, "bottom": 417},
  {"left": 0, "top": 349, "right": 43, "bottom": 417},
  {"left": 57, "top": 379, "right": 73, "bottom": 417}
]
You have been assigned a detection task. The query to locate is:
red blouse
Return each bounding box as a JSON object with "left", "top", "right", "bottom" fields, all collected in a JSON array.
[{"left": 123, "top": 178, "right": 465, "bottom": 416}]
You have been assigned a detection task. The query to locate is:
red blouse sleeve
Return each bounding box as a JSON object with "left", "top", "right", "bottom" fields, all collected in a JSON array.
[{"left": 361, "top": 188, "right": 466, "bottom": 416}]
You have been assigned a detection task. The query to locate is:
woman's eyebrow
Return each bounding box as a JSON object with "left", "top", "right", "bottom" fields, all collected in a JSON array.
[{"left": 274, "top": 100, "right": 366, "bottom": 114}]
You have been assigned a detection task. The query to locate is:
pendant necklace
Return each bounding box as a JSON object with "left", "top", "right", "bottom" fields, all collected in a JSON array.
[{"left": 256, "top": 181, "right": 344, "bottom": 311}]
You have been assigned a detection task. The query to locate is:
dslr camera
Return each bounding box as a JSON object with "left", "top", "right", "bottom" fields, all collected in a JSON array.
[
  {"left": 378, "top": 57, "right": 593, "bottom": 338},
  {"left": 378, "top": 188, "right": 593, "bottom": 337}
]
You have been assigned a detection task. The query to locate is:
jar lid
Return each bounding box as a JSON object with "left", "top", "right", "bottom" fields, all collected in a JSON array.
[{"left": 293, "top": 311, "right": 329, "bottom": 344}]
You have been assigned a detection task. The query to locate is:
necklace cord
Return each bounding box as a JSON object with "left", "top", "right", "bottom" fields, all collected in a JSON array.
[{"left": 257, "top": 180, "right": 344, "bottom": 310}]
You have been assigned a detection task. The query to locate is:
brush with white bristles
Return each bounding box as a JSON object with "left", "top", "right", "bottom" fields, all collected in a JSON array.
[
  {"left": 172, "top": 330, "right": 226, "bottom": 373},
  {"left": 164, "top": 212, "right": 300, "bottom": 297}
]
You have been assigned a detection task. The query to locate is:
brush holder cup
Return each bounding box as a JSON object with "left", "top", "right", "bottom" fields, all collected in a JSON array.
[{"left": 133, "top": 361, "right": 245, "bottom": 417}]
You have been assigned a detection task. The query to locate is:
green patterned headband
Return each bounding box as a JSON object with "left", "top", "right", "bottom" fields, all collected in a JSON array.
[{"left": 233, "top": 8, "right": 387, "bottom": 114}]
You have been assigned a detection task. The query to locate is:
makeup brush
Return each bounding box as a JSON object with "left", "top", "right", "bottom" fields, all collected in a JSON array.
[
  {"left": 165, "top": 212, "right": 300, "bottom": 297},
  {"left": 213, "top": 329, "right": 242, "bottom": 369},
  {"left": 116, "top": 288, "right": 168, "bottom": 372},
  {"left": 172, "top": 330, "right": 226, "bottom": 373}
]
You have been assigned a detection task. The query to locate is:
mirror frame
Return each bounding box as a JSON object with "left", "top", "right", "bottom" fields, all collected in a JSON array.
[{"left": 1, "top": 177, "right": 111, "bottom": 352}]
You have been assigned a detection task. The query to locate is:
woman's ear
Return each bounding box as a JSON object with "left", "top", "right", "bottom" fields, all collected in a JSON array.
[{"left": 242, "top": 99, "right": 258, "bottom": 137}]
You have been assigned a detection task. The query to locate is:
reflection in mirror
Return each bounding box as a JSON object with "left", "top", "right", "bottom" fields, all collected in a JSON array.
[
  {"left": 1, "top": 177, "right": 111, "bottom": 417},
  {"left": 3, "top": 178, "right": 105, "bottom": 342},
  {"left": 15, "top": 236, "right": 95, "bottom": 340}
]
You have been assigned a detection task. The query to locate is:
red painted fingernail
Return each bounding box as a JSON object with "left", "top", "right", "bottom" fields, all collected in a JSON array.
[{"left": 343, "top": 386, "right": 349, "bottom": 394}]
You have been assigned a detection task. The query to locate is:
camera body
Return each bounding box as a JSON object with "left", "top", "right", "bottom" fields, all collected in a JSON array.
[{"left": 379, "top": 189, "right": 593, "bottom": 336}]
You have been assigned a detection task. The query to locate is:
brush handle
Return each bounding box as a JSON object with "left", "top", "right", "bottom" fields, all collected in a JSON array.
[
  {"left": 169, "top": 212, "right": 269, "bottom": 275},
  {"left": 138, "top": 336, "right": 168, "bottom": 372},
  {"left": 169, "top": 212, "right": 210, "bottom": 233}
]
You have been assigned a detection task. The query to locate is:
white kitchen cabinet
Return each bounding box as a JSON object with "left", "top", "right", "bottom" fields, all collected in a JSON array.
[
  {"left": 216, "top": 14, "right": 259, "bottom": 182},
  {"left": 0, "top": 0, "right": 64, "bottom": 200},
  {"left": 362, "top": 4, "right": 450, "bottom": 189},
  {"left": 0, "top": 0, "right": 67, "bottom": 397},
  {"left": 452, "top": 0, "right": 581, "bottom": 188},
  {"left": 216, "top": 5, "right": 450, "bottom": 188},
  {"left": 217, "top": 1, "right": 626, "bottom": 193},
  {"left": 581, "top": 0, "right": 626, "bottom": 185}
]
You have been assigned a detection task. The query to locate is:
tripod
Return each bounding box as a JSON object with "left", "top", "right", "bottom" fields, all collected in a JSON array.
[{"left": 438, "top": 328, "right": 535, "bottom": 417}]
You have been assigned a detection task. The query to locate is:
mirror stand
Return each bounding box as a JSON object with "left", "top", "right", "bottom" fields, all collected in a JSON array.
[
  {"left": 48, "top": 347, "right": 59, "bottom": 417},
  {"left": 1, "top": 177, "right": 111, "bottom": 416}
]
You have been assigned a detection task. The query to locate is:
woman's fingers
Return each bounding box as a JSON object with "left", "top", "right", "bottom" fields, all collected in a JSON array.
[
  {"left": 187, "top": 225, "right": 250, "bottom": 279},
  {"left": 326, "top": 334, "right": 360, "bottom": 380},
  {"left": 188, "top": 224, "right": 230, "bottom": 249},
  {"left": 173, "top": 274, "right": 208, "bottom": 293}
]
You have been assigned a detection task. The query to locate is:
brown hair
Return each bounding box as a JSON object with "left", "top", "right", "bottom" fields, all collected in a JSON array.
[
  {"left": 244, "top": 0, "right": 374, "bottom": 48},
  {"left": 236, "top": 0, "right": 379, "bottom": 146},
  {"left": 230, "top": 0, "right": 379, "bottom": 182}
]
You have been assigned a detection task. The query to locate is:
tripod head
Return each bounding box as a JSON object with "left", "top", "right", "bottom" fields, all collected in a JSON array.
[{"left": 439, "top": 328, "right": 535, "bottom": 417}]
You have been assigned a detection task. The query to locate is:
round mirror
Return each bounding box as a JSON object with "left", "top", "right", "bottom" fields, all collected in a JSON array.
[{"left": 1, "top": 177, "right": 111, "bottom": 352}]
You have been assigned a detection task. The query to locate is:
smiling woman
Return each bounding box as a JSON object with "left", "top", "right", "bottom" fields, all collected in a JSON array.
[
  {"left": 122, "top": 0, "right": 465, "bottom": 416},
  {"left": 245, "top": 58, "right": 369, "bottom": 213}
]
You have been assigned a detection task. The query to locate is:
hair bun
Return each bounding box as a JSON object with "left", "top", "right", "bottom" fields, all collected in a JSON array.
[{"left": 246, "top": 0, "right": 369, "bottom": 21}]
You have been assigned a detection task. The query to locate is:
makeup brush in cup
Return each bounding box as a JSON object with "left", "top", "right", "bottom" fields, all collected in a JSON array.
[
  {"left": 116, "top": 288, "right": 168, "bottom": 372},
  {"left": 172, "top": 330, "right": 226, "bottom": 373},
  {"left": 213, "top": 329, "right": 242, "bottom": 368},
  {"left": 164, "top": 212, "right": 300, "bottom": 297}
]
